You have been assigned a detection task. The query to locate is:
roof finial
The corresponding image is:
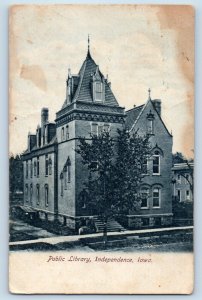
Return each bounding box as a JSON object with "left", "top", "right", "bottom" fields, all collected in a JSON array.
[
  {"left": 148, "top": 88, "right": 151, "bottom": 100},
  {"left": 86, "top": 34, "right": 91, "bottom": 58},
  {"left": 88, "top": 34, "right": 90, "bottom": 52}
]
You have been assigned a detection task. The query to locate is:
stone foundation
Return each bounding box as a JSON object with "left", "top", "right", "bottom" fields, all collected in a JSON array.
[
  {"left": 58, "top": 214, "right": 76, "bottom": 230},
  {"left": 125, "top": 214, "right": 173, "bottom": 229}
]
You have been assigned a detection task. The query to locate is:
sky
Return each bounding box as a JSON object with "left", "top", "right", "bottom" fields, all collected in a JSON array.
[{"left": 9, "top": 4, "right": 194, "bottom": 158}]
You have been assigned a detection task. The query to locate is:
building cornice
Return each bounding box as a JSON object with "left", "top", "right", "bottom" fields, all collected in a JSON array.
[
  {"left": 22, "top": 143, "right": 57, "bottom": 160},
  {"left": 55, "top": 102, "right": 126, "bottom": 127}
]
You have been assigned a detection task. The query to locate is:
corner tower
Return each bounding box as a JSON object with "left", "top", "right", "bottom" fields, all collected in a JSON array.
[{"left": 55, "top": 39, "right": 125, "bottom": 229}]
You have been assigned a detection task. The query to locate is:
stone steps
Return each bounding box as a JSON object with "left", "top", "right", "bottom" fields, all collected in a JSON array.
[{"left": 94, "top": 217, "right": 125, "bottom": 233}]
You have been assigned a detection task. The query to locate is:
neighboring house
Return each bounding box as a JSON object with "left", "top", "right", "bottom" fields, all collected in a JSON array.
[
  {"left": 22, "top": 43, "right": 173, "bottom": 230},
  {"left": 172, "top": 162, "right": 194, "bottom": 203}
]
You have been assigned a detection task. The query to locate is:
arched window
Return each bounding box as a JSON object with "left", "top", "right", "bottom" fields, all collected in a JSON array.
[
  {"left": 153, "top": 187, "right": 161, "bottom": 208},
  {"left": 49, "top": 157, "right": 52, "bottom": 175},
  {"left": 153, "top": 150, "right": 160, "bottom": 175},
  {"left": 60, "top": 172, "right": 64, "bottom": 196},
  {"left": 36, "top": 184, "right": 40, "bottom": 205},
  {"left": 140, "top": 187, "right": 149, "bottom": 209},
  {"left": 45, "top": 184, "right": 49, "bottom": 206},
  {"left": 30, "top": 184, "right": 33, "bottom": 204}
]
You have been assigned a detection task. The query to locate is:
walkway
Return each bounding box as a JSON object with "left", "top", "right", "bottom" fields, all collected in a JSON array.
[{"left": 9, "top": 226, "right": 193, "bottom": 246}]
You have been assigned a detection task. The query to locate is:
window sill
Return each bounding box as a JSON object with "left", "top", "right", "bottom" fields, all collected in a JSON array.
[
  {"left": 152, "top": 207, "right": 161, "bottom": 209},
  {"left": 152, "top": 174, "right": 161, "bottom": 176},
  {"left": 141, "top": 207, "right": 149, "bottom": 210}
]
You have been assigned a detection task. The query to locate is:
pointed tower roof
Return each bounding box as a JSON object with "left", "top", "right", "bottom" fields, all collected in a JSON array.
[{"left": 63, "top": 37, "right": 119, "bottom": 107}]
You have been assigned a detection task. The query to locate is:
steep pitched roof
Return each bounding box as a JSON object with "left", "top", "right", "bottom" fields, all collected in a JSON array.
[
  {"left": 64, "top": 51, "right": 119, "bottom": 107},
  {"left": 126, "top": 99, "right": 172, "bottom": 137},
  {"left": 125, "top": 104, "right": 144, "bottom": 130}
]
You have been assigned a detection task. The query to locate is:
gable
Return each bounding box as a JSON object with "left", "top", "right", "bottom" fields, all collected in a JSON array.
[{"left": 129, "top": 100, "right": 172, "bottom": 138}]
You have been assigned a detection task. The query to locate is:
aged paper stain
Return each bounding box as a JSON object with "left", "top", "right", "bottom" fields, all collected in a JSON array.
[
  {"left": 156, "top": 5, "right": 194, "bottom": 156},
  {"left": 20, "top": 65, "right": 47, "bottom": 91}
]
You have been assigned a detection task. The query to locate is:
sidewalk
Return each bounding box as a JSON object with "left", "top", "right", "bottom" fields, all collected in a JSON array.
[{"left": 9, "top": 225, "right": 193, "bottom": 246}]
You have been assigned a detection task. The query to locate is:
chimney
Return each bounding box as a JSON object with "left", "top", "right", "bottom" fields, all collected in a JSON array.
[
  {"left": 28, "top": 133, "right": 36, "bottom": 152},
  {"left": 152, "top": 99, "right": 161, "bottom": 116},
  {"left": 41, "top": 108, "right": 49, "bottom": 146},
  {"left": 41, "top": 108, "right": 49, "bottom": 128}
]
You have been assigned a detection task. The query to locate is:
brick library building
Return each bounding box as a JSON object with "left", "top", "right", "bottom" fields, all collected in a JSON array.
[{"left": 22, "top": 43, "right": 173, "bottom": 231}]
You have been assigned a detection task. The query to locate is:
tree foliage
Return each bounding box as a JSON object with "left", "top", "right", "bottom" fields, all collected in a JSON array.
[
  {"left": 76, "top": 129, "right": 151, "bottom": 222},
  {"left": 9, "top": 154, "right": 23, "bottom": 194}
]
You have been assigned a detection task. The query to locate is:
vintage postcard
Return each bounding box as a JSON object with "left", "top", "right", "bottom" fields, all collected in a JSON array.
[{"left": 9, "top": 4, "right": 194, "bottom": 294}]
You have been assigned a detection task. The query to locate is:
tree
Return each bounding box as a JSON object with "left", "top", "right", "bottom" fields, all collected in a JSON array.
[
  {"left": 9, "top": 154, "right": 24, "bottom": 194},
  {"left": 112, "top": 129, "right": 151, "bottom": 215},
  {"left": 76, "top": 129, "right": 151, "bottom": 242}
]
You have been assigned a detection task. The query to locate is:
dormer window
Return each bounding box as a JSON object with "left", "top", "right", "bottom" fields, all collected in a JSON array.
[
  {"left": 92, "top": 67, "right": 105, "bottom": 103},
  {"left": 95, "top": 82, "right": 102, "bottom": 101}
]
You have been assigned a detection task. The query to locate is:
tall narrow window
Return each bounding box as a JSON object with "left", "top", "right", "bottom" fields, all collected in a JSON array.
[
  {"left": 142, "top": 158, "right": 148, "bottom": 174},
  {"left": 30, "top": 184, "right": 33, "bottom": 204},
  {"left": 80, "top": 190, "right": 88, "bottom": 209},
  {"left": 25, "top": 184, "right": 28, "bottom": 202},
  {"left": 37, "top": 157, "right": 39, "bottom": 177},
  {"left": 177, "top": 174, "right": 181, "bottom": 183},
  {"left": 36, "top": 184, "right": 40, "bottom": 205},
  {"left": 186, "top": 190, "right": 190, "bottom": 201},
  {"left": 45, "top": 125, "right": 48, "bottom": 144},
  {"left": 49, "top": 157, "right": 52, "bottom": 175},
  {"left": 45, "top": 155, "right": 48, "bottom": 176},
  {"left": 147, "top": 119, "right": 154, "bottom": 134},
  {"left": 64, "top": 166, "right": 67, "bottom": 189},
  {"left": 103, "top": 124, "right": 110, "bottom": 132},
  {"left": 45, "top": 184, "right": 49, "bottom": 206},
  {"left": 60, "top": 173, "right": 64, "bottom": 196},
  {"left": 91, "top": 123, "right": 98, "bottom": 136},
  {"left": 153, "top": 151, "right": 160, "bottom": 175},
  {"left": 66, "top": 125, "right": 69, "bottom": 140},
  {"left": 61, "top": 127, "right": 64, "bottom": 141},
  {"left": 153, "top": 188, "right": 160, "bottom": 208},
  {"left": 26, "top": 161, "right": 28, "bottom": 178},
  {"left": 147, "top": 111, "right": 154, "bottom": 134},
  {"left": 185, "top": 174, "right": 189, "bottom": 183},
  {"left": 141, "top": 187, "right": 149, "bottom": 209},
  {"left": 34, "top": 161, "right": 37, "bottom": 176},
  {"left": 177, "top": 189, "right": 181, "bottom": 202},
  {"left": 30, "top": 159, "right": 33, "bottom": 178},
  {"left": 67, "top": 157, "right": 71, "bottom": 183},
  {"left": 98, "top": 125, "right": 103, "bottom": 135},
  {"left": 95, "top": 82, "right": 102, "bottom": 101}
]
